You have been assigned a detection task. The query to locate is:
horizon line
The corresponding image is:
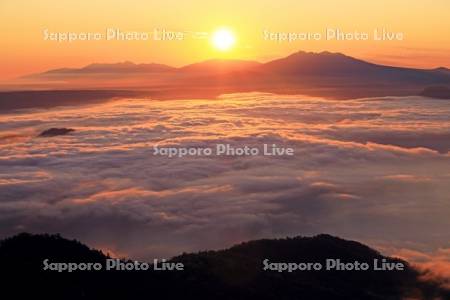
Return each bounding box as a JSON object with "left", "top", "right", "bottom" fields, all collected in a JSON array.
[{"left": 18, "top": 49, "right": 449, "bottom": 79}]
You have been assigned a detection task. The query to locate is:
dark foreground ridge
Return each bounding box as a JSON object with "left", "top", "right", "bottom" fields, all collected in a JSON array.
[{"left": 0, "top": 233, "right": 447, "bottom": 299}]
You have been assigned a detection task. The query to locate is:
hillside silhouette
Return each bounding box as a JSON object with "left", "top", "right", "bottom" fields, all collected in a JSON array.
[{"left": 1, "top": 233, "right": 448, "bottom": 299}]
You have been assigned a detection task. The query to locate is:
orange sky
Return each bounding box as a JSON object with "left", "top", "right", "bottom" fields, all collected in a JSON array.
[{"left": 1, "top": 0, "right": 449, "bottom": 80}]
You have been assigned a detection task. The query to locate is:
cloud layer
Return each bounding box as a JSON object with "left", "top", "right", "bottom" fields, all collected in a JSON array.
[{"left": 0, "top": 93, "right": 449, "bottom": 261}]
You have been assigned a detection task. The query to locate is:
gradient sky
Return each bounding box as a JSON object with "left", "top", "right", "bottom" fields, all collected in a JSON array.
[{"left": 1, "top": 0, "right": 449, "bottom": 79}]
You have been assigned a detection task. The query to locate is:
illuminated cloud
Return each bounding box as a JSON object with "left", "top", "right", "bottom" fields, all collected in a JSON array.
[
  {"left": 393, "top": 248, "right": 450, "bottom": 289},
  {"left": 0, "top": 93, "right": 449, "bottom": 263}
]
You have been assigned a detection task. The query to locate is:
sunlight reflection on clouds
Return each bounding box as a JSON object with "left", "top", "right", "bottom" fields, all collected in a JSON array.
[{"left": 0, "top": 93, "right": 449, "bottom": 262}]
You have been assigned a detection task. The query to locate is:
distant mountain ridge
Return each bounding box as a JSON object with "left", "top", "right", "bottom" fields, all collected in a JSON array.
[
  {"left": 1, "top": 233, "right": 448, "bottom": 299},
  {"left": 13, "top": 50, "right": 450, "bottom": 100},
  {"left": 257, "top": 51, "right": 450, "bottom": 86},
  {"left": 34, "top": 61, "right": 176, "bottom": 76},
  {"left": 261, "top": 51, "right": 378, "bottom": 75},
  {"left": 27, "top": 51, "right": 449, "bottom": 78},
  {"left": 28, "top": 59, "right": 261, "bottom": 77}
]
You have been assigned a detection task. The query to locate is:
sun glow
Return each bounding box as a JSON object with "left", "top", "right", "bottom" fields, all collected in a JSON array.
[{"left": 211, "top": 28, "right": 236, "bottom": 51}]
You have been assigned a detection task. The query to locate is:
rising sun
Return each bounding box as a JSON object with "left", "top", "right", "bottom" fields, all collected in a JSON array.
[{"left": 211, "top": 28, "right": 236, "bottom": 51}]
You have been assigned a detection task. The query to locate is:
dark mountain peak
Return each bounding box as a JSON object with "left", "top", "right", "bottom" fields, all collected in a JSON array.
[
  {"left": 84, "top": 61, "right": 136, "bottom": 69},
  {"left": 284, "top": 50, "right": 360, "bottom": 61},
  {"left": 433, "top": 67, "right": 450, "bottom": 74},
  {"left": 319, "top": 50, "right": 339, "bottom": 55},
  {"left": 256, "top": 50, "right": 450, "bottom": 89},
  {"left": 261, "top": 50, "right": 379, "bottom": 76},
  {"left": 0, "top": 232, "right": 106, "bottom": 262},
  {"left": 177, "top": 234, "right": 384, "bottom": 265}
]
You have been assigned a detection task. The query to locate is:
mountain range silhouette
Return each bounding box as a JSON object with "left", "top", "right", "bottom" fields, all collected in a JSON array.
[
  {"left": 8, "top": 50, "right": 447, "bottom": 102},
  {"left": 27, "top": 51, "right": 450, "bottom": 81},
  {"left": 1, "top": 233, "right": 448, "bottom": 299}
]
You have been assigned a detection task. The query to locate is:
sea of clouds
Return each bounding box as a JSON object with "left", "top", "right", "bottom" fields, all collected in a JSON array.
[{"left": 0, "top": 93, "right": 449, "bottom": 281}]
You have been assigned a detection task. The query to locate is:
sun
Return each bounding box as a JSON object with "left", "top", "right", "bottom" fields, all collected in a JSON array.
[{"left": 211, "top": 28, "right": 236, "bottom": 51}]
